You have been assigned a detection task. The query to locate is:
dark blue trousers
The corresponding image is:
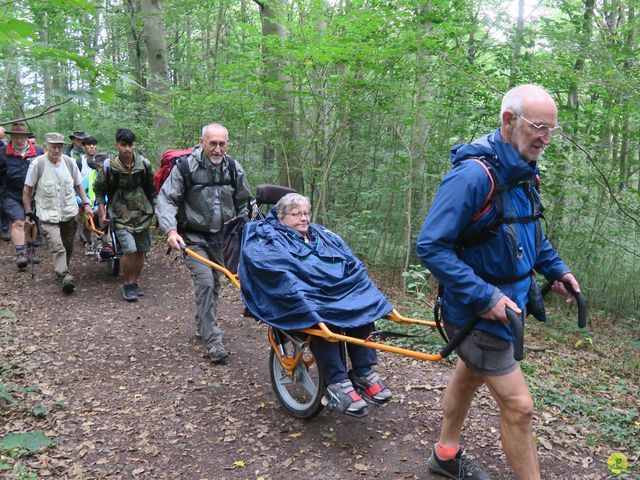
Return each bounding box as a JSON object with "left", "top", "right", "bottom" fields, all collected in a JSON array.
[{"left": 309, "top": 323, "right": 378, "bottom": 385}]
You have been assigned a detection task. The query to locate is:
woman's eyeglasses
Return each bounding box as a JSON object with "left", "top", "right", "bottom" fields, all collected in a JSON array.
[{"left": 286, "top": 211, "right": 311, "bottom": 219}]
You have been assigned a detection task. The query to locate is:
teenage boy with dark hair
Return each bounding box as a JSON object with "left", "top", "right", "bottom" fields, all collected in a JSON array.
[{"left": 93, "top": 128, "right": 156, "bottom": 301}]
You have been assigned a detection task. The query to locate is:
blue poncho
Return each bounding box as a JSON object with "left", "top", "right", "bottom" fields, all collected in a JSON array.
[{"left": 239, "top": 211, "right": 393, "bottom": 330}]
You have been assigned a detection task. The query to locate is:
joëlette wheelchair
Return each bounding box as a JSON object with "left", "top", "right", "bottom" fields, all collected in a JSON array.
[
  {"left": 182, "top": 184, "right": 587, "bottom": 419},
  {"left": 82, "top": 211, "right": 123, "bottom": 276}
]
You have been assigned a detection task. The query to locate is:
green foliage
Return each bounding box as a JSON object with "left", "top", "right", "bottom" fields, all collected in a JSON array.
[
  {"left": 1, "top": 0, "right": 638, "bottom": 314},
  {"left": 402, "top": 264, "right": 432, "bottom": 300},
  {"left": 0, "top": 431, "right": 55, "bottom": 454},
  {"left": 0, "top": 382, "right": 15, "bottom": 404}
]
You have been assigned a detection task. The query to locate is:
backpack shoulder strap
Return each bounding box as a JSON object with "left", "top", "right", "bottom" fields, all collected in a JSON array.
[
  {"left": 34, "top": 156, "right": 46, "bottom": 183},
  {"left": 62, "top": 155, "right": 76, "bottom": 178},
  {"left": 225, "top": 155, "right": 237, "bottom": 185},
  {"left": 465, "top": 157, "right": 496, "bottom": 222},
  {"left": 176, "top": 155, "right": 193, "bottom": 191}
]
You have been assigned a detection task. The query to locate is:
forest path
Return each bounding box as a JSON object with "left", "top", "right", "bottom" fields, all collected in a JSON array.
[{"left": 1, "top": 237, "right": 608, "bottom": 479}]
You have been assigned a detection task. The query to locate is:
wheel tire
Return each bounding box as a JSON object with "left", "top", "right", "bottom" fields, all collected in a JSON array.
[
  {"left": 269, "top": 337, "right": 325, "bottom": 419},
  {"left": 106, "top": 257, "right": 120, "bottom": 276}
]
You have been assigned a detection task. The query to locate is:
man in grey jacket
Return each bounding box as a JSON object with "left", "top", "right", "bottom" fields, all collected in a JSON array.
[{"left": 157, "top": 123, "right": 252, "bottom": 364}]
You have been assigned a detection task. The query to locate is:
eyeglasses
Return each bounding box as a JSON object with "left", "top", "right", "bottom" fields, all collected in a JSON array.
[
  {"left": 518, "top": 115, "right": 562, "bottom": 137},
  {"left": 207, "top": 141, "right": 227, "bottom": 147},
  {"left": 286, "top": 211, "right": 311, "bottom": 219}
]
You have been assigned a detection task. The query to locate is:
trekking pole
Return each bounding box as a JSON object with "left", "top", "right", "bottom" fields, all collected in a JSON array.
[{"left": 28, "top": 241, "right": 35, "bottom": 280}]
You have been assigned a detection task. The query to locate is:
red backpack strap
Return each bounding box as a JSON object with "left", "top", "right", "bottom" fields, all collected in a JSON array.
[{"left": 465, "top": 158, "right": 495, "bottom": 222}]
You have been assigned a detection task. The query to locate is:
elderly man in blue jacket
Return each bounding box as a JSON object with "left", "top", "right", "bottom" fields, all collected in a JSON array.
[{"left": 417, "top": 84, "right": 581, "bottom": 480}]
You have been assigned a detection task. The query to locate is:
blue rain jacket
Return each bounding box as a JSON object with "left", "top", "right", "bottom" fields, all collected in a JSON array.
[
  {"left": 416, "top": 129, "right": 570, "bottom": 341},
  {"left": 239, "top": 210, "right": 393, "bottom": 330}
]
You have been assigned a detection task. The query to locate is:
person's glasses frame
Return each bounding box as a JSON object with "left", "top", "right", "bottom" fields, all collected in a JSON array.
[
  {"left": 286, "top": 211, "right": 311, "bottom": 219},
  {"left": 207, "top": 141, "right": 227, "bottom": 147},
  {"left": 518, "top": 115, "right": 562, "bottom": 137}
]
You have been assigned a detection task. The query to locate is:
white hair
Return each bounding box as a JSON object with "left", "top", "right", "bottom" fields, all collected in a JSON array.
[
  {"left": 201, "top": 123, "right": 228, "bottom": 138},
  {"left": 500, "top": 84, "right": 553, "bottom": 121},
  {"left": 275, "top": 193, "right": 311, "bottom": 221}
]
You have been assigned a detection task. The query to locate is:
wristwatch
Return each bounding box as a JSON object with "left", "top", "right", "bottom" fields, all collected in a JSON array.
[
  {"left": 83, "top": 202, "right": 91, "bottom": 207},
  {"left": 25, "top": 211, "right": 35, "bottom": 220}
]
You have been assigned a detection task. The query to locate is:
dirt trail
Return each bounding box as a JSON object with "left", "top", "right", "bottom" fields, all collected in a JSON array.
[{"left": 0, "top": 238, "right": 609, "bottom": 479}]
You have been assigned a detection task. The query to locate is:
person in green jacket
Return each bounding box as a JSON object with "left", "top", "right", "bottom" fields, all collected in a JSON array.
[{"left": 93, "top": 128, "right": 156, "bottom": 301}]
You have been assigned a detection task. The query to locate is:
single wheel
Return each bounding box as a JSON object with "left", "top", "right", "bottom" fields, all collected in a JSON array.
[
  {"left": 269, "top": 331, "right": 325, "bottom": 419},
  {"left": 106, "top": 257, "right": 120, "bottom": 276}
]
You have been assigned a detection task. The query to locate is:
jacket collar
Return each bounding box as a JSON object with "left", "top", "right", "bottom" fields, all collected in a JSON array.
[
  {"left": 450, "top": 128, "right": 537, "bottom": 186},
  {"left": 6, "top": 141, "right": 37, "bottom": 158}
]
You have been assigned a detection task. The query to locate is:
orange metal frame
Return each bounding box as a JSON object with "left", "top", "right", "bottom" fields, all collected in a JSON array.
[
  {"left": 182, "top": 247, "right": 444, "bottom": 364},
  {"left": 82, "top": 212, "right": 107, "bottom": 237}
]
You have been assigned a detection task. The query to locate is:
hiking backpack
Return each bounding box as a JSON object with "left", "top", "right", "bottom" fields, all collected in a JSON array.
[
  {"left": 102, "top": 157, "right": 152, "bottom": 203},
  {"left": 455, "top": 155, "right": 544, "bottom": 251},
  {"left": 154, "top": 148, "right": 238, "bottom": 194},
  {"left": 433, "top": 155, "right": 547, "bottom": 342}
]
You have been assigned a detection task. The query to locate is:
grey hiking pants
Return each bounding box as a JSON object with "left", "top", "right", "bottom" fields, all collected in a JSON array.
[
  {"left": 183, "top": 242, "right": 223, "bottom": 351},
  {"left": 40, "top": 219, "right": 76, "bottom": 280}
]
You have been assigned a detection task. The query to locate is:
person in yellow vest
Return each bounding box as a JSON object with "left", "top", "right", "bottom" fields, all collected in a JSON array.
[{"left": 22, "top": 133, "right": 92, "bottom": 293}]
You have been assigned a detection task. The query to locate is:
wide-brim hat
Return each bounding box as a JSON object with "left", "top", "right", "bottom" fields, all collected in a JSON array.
[
  {"left": 5, "top": 122, "right": 32, "bottom": 135},
  {"left": 69, "top": 131, "right": 88, "bottom": 140},
  {"left": 87, "top": 154, "right": 108, "bottom": 170}
]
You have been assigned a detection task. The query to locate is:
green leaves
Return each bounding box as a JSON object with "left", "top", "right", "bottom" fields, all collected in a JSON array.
[
  {"left": 0, "top": 19, "right": 36, "bottom": 41},
  {"left": 0, "top": 431, "right": 55, "bottom": 454}
]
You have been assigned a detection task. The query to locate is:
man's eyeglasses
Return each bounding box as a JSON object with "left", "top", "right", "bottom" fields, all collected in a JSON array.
[
  {"left": 208, "top": 141, "right": 227, "bottom": 147},
  {"left": 286, "top": 211, "right": 311, "bottom": 219},
  {"left": 518, "top": 115, "right": 562, "bottom": 137}
]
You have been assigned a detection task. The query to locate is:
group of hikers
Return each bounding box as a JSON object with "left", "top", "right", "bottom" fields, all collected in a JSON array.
[{"left": 0, "top": 84, "right": 581, "bottom": 479}]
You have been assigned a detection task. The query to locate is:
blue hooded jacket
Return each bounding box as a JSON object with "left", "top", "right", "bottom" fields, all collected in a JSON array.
[
  {"left": 239, "top": 209, "right": 393, "bottom": 330},
  {"left": 416, "top": 129, "right": 570, "bottom": 341}
]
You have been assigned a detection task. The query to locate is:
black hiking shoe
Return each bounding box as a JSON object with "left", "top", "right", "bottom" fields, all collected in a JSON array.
[
  {"left": 427, "top": 445, "right": 491, "bottom": 479},
  {"left": 132, "top": 283, "right": 144, "bottom": 297},
  {"left": 16, "top": 252, "right": 28, "bottom": 269},
  {"left": 349, "top": 370, "right": 392, "bottom": 404},
  {"left": 208, "top": 345, "right": 229, "bottom": 364},
  {"left": 122, "top": 283, "right": 138, "bottom": 302},
  {"left": 322, "top": 379, "right": 368, "bottom": 417},
  {"left": 61, "top": 275, "right": 75, "bottom": 294}
]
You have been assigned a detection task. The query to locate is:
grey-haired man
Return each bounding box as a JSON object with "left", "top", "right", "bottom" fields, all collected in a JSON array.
[{"left": 23, "top": 133, "right": 92, "bottom": 293}]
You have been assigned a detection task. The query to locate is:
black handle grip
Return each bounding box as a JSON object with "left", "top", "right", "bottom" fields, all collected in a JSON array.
[
  {"left": 565, "top": 285, "right": 588, "bottom": 329},
  {"left": 439, "top": 316, "right": 480, "bottom": 358},
  {"left": 540, "top": 281, "right": 587, "bottom": 329},
  {"left": 506, "top": 307, "right": 525, "bottom": 361}
]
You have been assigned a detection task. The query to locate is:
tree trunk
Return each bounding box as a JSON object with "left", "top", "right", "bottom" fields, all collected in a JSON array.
[
  {"left": 255, "top": 0, "right": 303, "bottom": 193},
  {"left": 127, "top": 0, "right": 146, "bottom": 105},
  {"left": 140, "top": 0, "right": 174, "bottom": 150},
  {"left": 509, "top": 0, "right": 525, "bottom": 88}
]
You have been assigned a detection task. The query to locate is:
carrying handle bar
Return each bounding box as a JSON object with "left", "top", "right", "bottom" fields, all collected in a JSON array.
[
  {"left": 439, "top": 308, "right": 525, "bottom": 361},
  {"left": 438, "top": 316, "right": 479, "bottom": 358},
  {"left": 541, "top": 281, "right": 587, "bottom": 329},
  {"left": 506, "top": 307, "right": 525, "bottom": 361}
]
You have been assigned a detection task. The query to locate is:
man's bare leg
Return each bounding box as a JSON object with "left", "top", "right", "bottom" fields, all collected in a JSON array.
[
  {"left": 438, "top": 359, "right": 485, "bottom": 447},
  {"left": 485, "top": 366, "right": 540, "bottom": 480}
]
